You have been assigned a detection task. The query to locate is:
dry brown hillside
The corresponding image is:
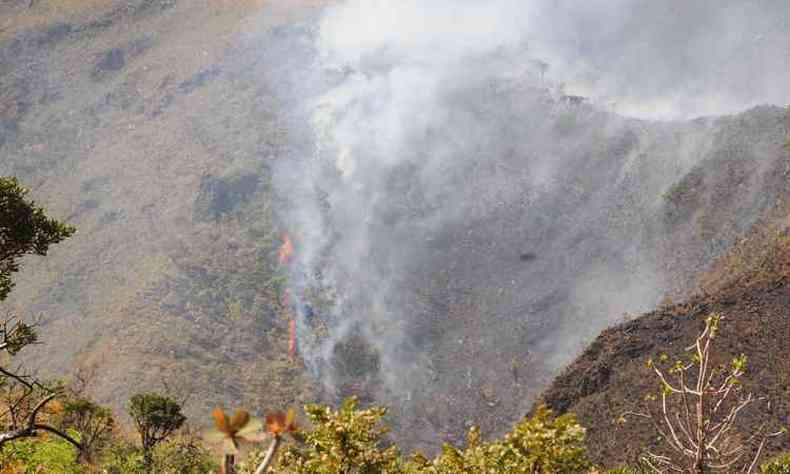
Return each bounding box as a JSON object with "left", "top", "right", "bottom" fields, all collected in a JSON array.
[
  {"left": 540, "top": 211, "right": 790, "bottom": 469},
  {"left": 1, "top": 0, "right": 326, "bottom": 421}
]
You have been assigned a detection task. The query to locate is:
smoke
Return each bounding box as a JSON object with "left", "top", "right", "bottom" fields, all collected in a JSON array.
[
  {"left": 276, "top": 0, "right": 548, "bottom": 396},
  {"left": 522, "top": 0, "right": 790, "bottom": 119},
  {"left": 265, "top": 0, "right": 790, "bottom": 447}
]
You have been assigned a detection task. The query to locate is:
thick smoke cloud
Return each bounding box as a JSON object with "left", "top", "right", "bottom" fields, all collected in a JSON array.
[
  {"left": 280, "top": 0, "right": 550, "bottom": 396},
  {"left": 267, "top": 0, "right": 790, "bottom": 448},
  {"left": 520, "top": 0, "right": 790, "bottom": 118}
]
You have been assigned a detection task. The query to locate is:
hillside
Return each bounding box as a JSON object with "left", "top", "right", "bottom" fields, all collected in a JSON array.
[
  {"left": 540, "top": 215, "right": 790, "bottom": 468},
  {"left": 2, "top": 0, "right": 790, "bottom": 455},
  {"left": 1, "top": 0, "right": 324, "bottom": 420}
]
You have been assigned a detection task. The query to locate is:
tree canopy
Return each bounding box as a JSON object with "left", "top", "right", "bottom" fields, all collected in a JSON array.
[
  {"left": 129, "top": 392, "right": 187, "bottom": 473},
  {"left": 0, "top": 176, "right": 75, "bottom": 301}
]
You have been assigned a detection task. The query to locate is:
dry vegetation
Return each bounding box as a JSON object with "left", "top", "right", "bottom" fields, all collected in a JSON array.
[{"left": 540, "top": 205, "right": 790, "bottom": 469}]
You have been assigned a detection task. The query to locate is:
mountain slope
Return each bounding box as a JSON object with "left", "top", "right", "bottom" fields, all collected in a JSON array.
[
  {"left": 2, "top": 0, "right": 790, "bottom": 453},
  {"left": 540, "top": 217, "right": 790, "bottom": 468},
  {"left": 1, "top": 0, "right": 323, "bottom": 419}
]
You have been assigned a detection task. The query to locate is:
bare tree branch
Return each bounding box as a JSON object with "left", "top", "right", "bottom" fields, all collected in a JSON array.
[{"left": 623, "top": 315, "right": 785, "bottom": 473}]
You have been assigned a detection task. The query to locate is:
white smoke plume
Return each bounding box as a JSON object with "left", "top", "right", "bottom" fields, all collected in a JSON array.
[{"left": 266, "top": 0, "right": 790, "bottom": 447}]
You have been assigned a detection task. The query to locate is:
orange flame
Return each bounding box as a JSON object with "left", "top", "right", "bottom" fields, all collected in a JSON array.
[
  {"left": 281, "top": 288, "right": 292, "bottom": 308},
  {"left": 288, "top": 319, "right": 297, "bottom": 362},
  {"left": 278, "top": 233, "right": 295, "bottom": 266}
]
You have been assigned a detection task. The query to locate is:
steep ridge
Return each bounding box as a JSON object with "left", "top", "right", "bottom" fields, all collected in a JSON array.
[{"left": 540, "top": 209, "right": 790, "bottom": 468}]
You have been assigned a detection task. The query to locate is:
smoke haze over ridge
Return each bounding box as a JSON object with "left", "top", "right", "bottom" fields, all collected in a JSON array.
[{"left": 261, "top": 0, "right": 790, "bottom": 447}]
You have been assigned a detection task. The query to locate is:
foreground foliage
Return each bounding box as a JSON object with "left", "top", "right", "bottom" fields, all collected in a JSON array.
[
  {"left": 0, "top": 175, "right": 81, "bottom": 457},
  {"left": 761, "top": 453, "right": 790, "bottom": 473},
  {"left": 0, "top": 176, "right": 76, "bottom": 301},
  {"left": 406, "top": 405, "right": 590, "bottom": 474},
  {"left": 129, "top": 392, "right": 187, "bottom": 474},
  {"left": 278, "top": 397, "right": 401, "bottom": 473},
  {"left": 0, "top": 430, "right": 84, "bottom": 473},
  {"left": 271, "top": 397, "right": 591, "bottom": 474}
]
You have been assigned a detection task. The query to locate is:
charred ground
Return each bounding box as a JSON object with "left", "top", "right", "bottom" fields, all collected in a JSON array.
[{"left": 540, "top": 213, "right": 790, "bottom": 468}]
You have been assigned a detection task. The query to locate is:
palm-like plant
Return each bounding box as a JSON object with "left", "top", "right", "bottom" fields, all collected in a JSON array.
[
  {"left": 254, "top": 409, "right": 299, "bottom": 474},
  {"left": 205, "top": 408, "right": 263, "bottom": 473}
]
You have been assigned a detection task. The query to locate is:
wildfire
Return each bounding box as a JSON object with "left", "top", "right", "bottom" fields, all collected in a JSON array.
[
  {"left": 278, "top": 233, "right": 295, "bottom": 266},
  {"left": 278, "top": 232, "right": 299, "bottom": 363},
  {"left": 288, "top": 319, "right": 297, "bottom": 362},
  {"left": 281, "top": 288, "right": 292, "bottom": 308}
]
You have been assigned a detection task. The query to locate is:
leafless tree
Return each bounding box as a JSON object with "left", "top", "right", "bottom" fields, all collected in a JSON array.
[
  {"left": 68, "top": 364, "right": 99, "bottom": 399},
  {"left": 0, "top": 314, "right": 83, "bottom": 452},
  {"left": 624, "top": 314, "right": 785, "bottom": 473}
]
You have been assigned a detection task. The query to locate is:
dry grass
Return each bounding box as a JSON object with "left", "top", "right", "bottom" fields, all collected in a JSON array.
[
  {"left": 697, "top": 222, "right": 790, "bottom": 295},
  {"left": 0, "top": 0, "right": 115, "bottom": 41}
]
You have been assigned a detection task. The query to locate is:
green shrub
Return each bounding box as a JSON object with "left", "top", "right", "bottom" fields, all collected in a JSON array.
[
  {"left": 0, "top": 431, "right": 85, "bottom": 474},
  {"left": 128, "top": 392, "right": 186, "bottom": 473},
  {"left": 278, "top": 397, "right": 401, "bottom": 473},
  {"left": 152, "top": 435, "right": 218, "bottom": 474},
  {"left": 762, "top": 453, "right": 790, "bottom": 473},
  {"left": 406, "top": 405, "right": 591, "bottom": 474},
  {"left": 99, "top": 441, "right": 145, "bottom": 474},
  {"left": 260, "top": 399, "right": 593, "bottom": 474},
  {"left": 59, "top": 397, "right": 114, "bottom": 462},
  {"left": 98, "top": 432, "right": 216, "bottom": 473}
]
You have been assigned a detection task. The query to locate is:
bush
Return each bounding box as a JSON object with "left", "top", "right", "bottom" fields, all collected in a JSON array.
[
  {"left": 128, "top": 392, "right": 186, "bottom": 473},
  {"left": 274, "top": 398, "right": 590, "bottom": 474},
  {"left": 152, "top": 435, "right": 218, "bottom": 474},
  {"left": 762, "top": 453, "right": 790, "bottom": 474},
  {"left": 0, "top": 431, "right": 85, "bottom": 474},
  {"left": 406, "top": 405, "right": 591, "bottom": 474},
  {"left": 623, "top": 315, "right": 785, "bottom": 473},
  {"left": 278, "top": 397, "right": 401, "bottom": 473},
  {"left": 59, "top": 397, "right": 114, "bottom": 462},
  {"left": 99, "top": 441, "right": 145, "bottom": 474}
]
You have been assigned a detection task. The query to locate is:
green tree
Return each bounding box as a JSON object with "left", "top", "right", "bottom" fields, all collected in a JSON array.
[
  {"left": 0, "top": 176, "right": 75, "bottom": 301},
  {"left": 58, "top": 397, "right": 114, "bottom": 463},
  {"left": 0, "top": 176, "right": 78, "bottom": 454},
  {"left": 129, "top": 392, "right": 187, "bottom": 474},
  {"left": 278, "top": 397, "right": 401, "bottom": 474}
]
